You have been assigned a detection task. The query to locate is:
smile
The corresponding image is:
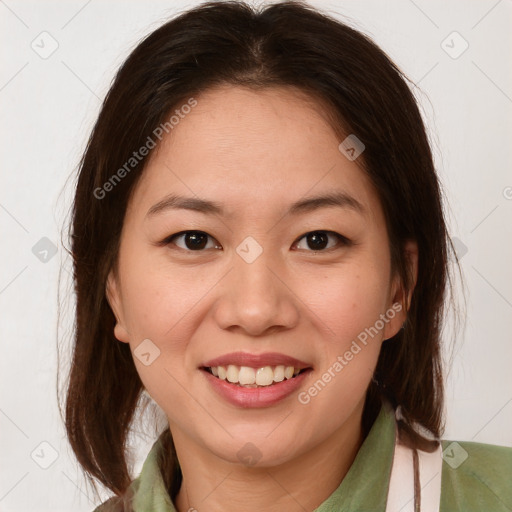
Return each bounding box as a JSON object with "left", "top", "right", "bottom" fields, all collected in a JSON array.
[
  {"left": 204, "top": 365, "right": 308, "bottom": 387},
  {"left": 200, "top": 351, "right": 313, "bottom": 408}
]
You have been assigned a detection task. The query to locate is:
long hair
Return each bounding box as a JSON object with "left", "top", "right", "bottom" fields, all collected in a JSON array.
[{"left": 59, "top": 0, "right": 461, "bottom": 504}]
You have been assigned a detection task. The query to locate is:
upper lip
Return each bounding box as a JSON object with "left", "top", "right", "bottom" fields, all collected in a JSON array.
[{"left": 202, "top": 351, "right": 312, "bottom": 370}]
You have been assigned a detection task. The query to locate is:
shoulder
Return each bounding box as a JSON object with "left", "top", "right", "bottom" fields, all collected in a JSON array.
[
  {"left": 92, "top": 496, "right": 125, "bottom": 512},
  {"left": 91, "top": 480, "right": 138, "bottom": 512},
  {"left": 440, "top": 439, "right": 512, "bottom": 511}
]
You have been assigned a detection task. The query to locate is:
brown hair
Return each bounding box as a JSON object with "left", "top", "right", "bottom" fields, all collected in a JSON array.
[{"left": 59, "top": 0, "right": 461, "bottom": 505}]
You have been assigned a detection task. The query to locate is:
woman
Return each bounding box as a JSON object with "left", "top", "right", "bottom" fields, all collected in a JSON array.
[{"left": 62, "top": 1, "right": 511, "bottom": 511}]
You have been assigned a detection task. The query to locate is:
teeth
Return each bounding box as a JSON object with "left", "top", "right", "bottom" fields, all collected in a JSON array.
[
  {"left": 273, "top": 365, "right": 285, "bottom": 382},
  {"left": 239, "top": 366, "right": 256, "bottom": 385},
  {"left": 207, "top": 364, "right": 304, "bottom": 386},
  {"left": 226, "top": 365, "right": 239, "bottom": 383},
  {"left": 255, "top": 366, "right": 273, "bottom": 386}
]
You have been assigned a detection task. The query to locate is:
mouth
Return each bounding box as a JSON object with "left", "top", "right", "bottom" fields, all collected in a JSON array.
[
  {"left": 201, "top": 365, "right": 311, "bottom": 388},
  {"left": 199, "top": 352, "right": 313, "bottom": 407}
]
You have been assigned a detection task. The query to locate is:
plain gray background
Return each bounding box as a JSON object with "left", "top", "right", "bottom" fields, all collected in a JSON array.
[{"left": 1, "top": 1, "right": 511, "bottom": 510}]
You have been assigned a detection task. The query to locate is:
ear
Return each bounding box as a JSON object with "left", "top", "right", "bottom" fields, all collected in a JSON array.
[
  {"left": 383, "top": 240, "right": 418, "bottom": 340},
  {"left": 105, "top": 270, "right": 130, "bottom": 343}
]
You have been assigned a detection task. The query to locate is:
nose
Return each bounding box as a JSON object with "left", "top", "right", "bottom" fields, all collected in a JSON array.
[{"left": 212, "top": 248, "right": 300, "bottom": 337}]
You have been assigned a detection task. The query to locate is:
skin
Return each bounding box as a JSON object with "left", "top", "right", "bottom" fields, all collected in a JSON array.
[{"left": 106, "top": 85, "right": 418, "bottom": 512}]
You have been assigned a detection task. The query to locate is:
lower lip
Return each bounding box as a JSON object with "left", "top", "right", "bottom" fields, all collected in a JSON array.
[{"left": 202, "top": 369, "right": 312, "bottom": 408}]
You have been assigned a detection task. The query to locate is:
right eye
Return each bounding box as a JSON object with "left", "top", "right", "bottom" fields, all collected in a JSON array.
[{"left": 162, "top": 230, "right": 222, "bottom": 251}]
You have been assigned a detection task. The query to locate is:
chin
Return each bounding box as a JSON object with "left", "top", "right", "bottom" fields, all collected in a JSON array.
[{"left": 204, "top": 431, "right": 307, "bottom": 469}]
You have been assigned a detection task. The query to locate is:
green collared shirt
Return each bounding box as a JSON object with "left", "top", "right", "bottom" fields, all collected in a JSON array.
[{"left": 94, "top": 402, "right": 512, "bottom": 511}]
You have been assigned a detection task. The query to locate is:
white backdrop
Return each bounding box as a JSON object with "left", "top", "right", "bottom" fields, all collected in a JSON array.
[{"left": 1, "top": 1, "right": 511, "bottom": 510}]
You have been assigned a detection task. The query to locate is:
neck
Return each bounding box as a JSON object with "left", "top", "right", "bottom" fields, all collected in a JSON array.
[{"left": 172, "top": 401, "right": 366, "bottom": 512}]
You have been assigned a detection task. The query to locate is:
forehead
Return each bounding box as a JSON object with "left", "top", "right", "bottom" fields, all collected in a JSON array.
[{"left": 128, "top": 85, "right": 381, "bottom": 224}]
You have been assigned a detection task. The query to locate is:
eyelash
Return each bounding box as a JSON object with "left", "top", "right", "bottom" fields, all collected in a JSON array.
[{"left": 160, "top": 230, "right": 352, "bottom": 253}]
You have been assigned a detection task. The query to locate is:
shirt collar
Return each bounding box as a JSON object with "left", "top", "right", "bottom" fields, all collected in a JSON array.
[
  {"left": 131, "top": 400, "right": 396, "bottom": 511},
  {"left": 315, "top": 399, "right": 396, "bottom": 511}
]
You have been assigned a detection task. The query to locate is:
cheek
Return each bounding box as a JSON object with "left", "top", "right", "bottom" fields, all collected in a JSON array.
[
  {"left": 120, "top": 259, "right": 203, "bottom": 342},
  {"left": 118, "top": 262, "right": 204, "bottom": 412},
  {"left": 305, "top": 262, "right": 389, "bottom": 343},
  {"left": 292, "top": 264, "right": 388, "bottom": 435}
]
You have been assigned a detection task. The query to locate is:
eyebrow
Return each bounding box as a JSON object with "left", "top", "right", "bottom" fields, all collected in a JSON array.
[{"left": 146, "top": 191, "right": 366, "bottom": 218}]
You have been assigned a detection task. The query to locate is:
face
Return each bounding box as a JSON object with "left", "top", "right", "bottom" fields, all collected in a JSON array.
[{"left": 106, "top": 85, "right": 416, "bottom": 467}]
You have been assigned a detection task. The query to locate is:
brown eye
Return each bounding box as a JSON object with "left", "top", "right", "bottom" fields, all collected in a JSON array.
[
  {"left": 293, "top": 231, "right": 349, "bottom": 251},
  {"left": 165, "top": 231, "right": 221, "bottom": 251}
]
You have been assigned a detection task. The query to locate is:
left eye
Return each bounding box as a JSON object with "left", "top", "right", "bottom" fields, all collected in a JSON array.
[{"left": 293, "top": 231, "right": 348, "bottom": 251}]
